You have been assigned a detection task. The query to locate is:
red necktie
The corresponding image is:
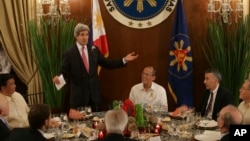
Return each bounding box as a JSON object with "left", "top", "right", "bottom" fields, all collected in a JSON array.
[
  {"left": 205, "top": 92, "right": 214, "bottom": 116},
  {"left": 82, "top": 47, "right": 89, "bottom": 73}
]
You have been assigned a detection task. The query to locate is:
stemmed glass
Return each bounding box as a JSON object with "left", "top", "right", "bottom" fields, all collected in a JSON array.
[
  {"left": 77, "top": 106, "right": 86, "bottom": 121},
  {"left": 60, "top": 113, "right": 70, "bottom": 135},
  {"left": 85, "top": 106, "right": 92, "bottom": 115},
  {"left": 202, "top": 117, "right": 209, "bottom": 130},
  {"left": 179, "top": 109, "right": 187, "bottom": 123},
  {"left": 51, "top": 114, "right": 61, "bottom": 139},
  {"left": 195, "top": 112, "right": 202, "bottom": 134}
]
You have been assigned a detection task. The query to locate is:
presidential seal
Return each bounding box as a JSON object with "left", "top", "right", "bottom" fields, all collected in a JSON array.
[{"left": 103, "top": 0, "right": 178, "bottom": 29}]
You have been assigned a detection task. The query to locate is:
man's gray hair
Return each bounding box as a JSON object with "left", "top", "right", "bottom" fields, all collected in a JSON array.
[
  {"left": 205, "top": 68, "right": 222, "bottom": 81},
  {"left": 104, "top": 109, "right": 128, "bottom": 134},
  {"left": 74, "top": 23, "right": 89, "bottom": 37}
]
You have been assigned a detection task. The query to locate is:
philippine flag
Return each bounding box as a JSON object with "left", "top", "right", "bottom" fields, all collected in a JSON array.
[{"left": 90, "top": 0, "right": 109, "bottom": 57}]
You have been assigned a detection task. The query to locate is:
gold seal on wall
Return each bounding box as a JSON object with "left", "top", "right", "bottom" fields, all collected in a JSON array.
[{"left": 103, "top": 0, "right": 178, "bottom": 29}]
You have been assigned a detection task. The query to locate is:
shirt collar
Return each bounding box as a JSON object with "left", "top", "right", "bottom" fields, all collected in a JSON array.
[
  {"left": 76, "top": 42, "right": 86, "bottom": 50},
  {"left": 141, "top": 82, "right": 156, "bottom": 91},
  {"left": 211, "top": 84, "right": 219, "bottom": 94}
]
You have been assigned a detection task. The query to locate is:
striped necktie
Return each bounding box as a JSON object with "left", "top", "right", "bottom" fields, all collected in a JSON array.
[{"left": 205, "top": 92, "right": 214, "bottom": 117}]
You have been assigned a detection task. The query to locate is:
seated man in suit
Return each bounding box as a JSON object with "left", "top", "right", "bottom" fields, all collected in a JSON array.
[
  {"left": 0, "top": 73, "right": 29, "bottom": 129},
  {"left": 129, "top": 66, "right": 168, "bottom": 112},
  {"left": 0, "top": 94, "right": 10, "bottom": 141},
  {"left": 199, "top": 68, "right": 233, "bottom": 120},
  {"left": 238, "top": 78, "right": 250, "bottom": 124},
  {"left": 217, "top": 105, "right": 243, "bottom": 141},
  {"left": 103, "top": 109, "right": 137, "bottom": 141},
  {"left": 9, "top": 104, "right": 51, "bottom": 141}
]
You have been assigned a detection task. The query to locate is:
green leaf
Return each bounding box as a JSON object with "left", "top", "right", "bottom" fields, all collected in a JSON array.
[
  {"left": 28, "top": 19, "right": 76, "bottom": 108},
  {"left": 201, "top": 15, "right": 250, "bottom": 105}
]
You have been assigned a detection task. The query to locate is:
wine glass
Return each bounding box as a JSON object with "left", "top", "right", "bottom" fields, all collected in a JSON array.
[
  {"left": 77, "top": 106, "right": 86, "bottom": 121},
  {"left": 72, "top": 125, "right": 80, "bottom": 141},
  {"left": 195, "top": 112, "right": 202, "bottom": 134},
  {"left": 202, "top": 117, "right": 209, "bottom": 130},
  {"left": 85, "top": 106, "right": 92, "bottom": 115},
  {"left": 179, "top": 109, "right": 187, "bottom": 123}
]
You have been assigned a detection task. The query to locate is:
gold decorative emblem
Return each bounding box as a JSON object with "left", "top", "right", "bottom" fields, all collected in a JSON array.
[
  {"left": 124, "top": 0, "right": 157, "bottom": 13},
  {"left": 169, "top": 40, "right": 192, "bottom": 72}
]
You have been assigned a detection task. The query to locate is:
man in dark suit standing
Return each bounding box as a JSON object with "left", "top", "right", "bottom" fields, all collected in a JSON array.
[
  {"left": 199, "top": 68, "right": 233, "bottom": 120},
  {"left": 9, "top": 104, "right": 51, "bottom": 141},
  {"left": 53, "top": 23, "right": 138, "bottom": 119}
]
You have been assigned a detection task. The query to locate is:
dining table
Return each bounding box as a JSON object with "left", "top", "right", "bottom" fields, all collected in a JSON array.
[{"left": 46, "top": 111, "right": 220, "bottom": 141}]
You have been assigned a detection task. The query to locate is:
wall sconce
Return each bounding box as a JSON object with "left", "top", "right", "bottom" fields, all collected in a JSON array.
[
  {"left": 36, "top": 0, "right": 71, "bottom": 22},
  {"left": 207, "top": 0, "right": 243, "bottom": 24}
]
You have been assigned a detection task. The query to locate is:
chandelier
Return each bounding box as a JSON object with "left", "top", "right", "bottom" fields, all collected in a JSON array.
[
  {"left": 36, "top": 0, "right": 71, "bottom": 22},
  {"left": 207, "top": 0, "right": 243, "bottom": 24}
]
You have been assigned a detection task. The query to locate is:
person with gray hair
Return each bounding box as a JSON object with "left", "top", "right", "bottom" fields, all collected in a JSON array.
[
  {"left": 238, "top": 78, "right": 250, "bottom": 124},
  {"left": 53, "top": 23, "right": 138, "bottom": 119},
  {"left": 217, "top": 104, "right": 243, "bottom": 141},
  {"left": 103, "top": 109, "right": 137, "bottom": 141},
  {"left": 199, "top": 68, "right": 233, "bottom": 120}
]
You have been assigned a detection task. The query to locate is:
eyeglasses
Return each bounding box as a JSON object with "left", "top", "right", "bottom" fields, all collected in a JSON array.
[{"left": 141, "top": 73, "right": 154, "bottom": 77}]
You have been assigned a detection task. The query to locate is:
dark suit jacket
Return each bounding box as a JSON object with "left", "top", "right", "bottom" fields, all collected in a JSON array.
[
  {"left": 199, "top": 86, "right": 233, "bottom": 120},
  {"left": 9, "top": 128, "right": 47, "bottom": 141},
  {"left": 220, "top": 133, "right": 229, "bottom": 141},
  {"left": 60, "top": 44, "right": 125, "bottom": 109},
  {"left": 0, "top": 119, "right": 10, "bottom": 141},
  {"left": 102, "top": 133, "right": 137, "bottom": 141}
]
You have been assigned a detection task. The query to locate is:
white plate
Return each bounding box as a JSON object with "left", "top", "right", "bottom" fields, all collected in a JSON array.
[
  {"left": 198, "top": 120, "right": 218, "bottom": 128},
  {"left": 194, "top": 134, "right": 220, "bottom": 141}
]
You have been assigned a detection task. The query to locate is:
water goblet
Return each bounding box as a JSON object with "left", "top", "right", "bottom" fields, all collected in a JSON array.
[
  {"left": 195, "top": 112, "right": 202, "bottom": 134},
  {"left": 202, "top": 117, "right": 209, "bottom": 130},
  {"left": 85, "top": 106, "right": 92, "bottom": 115},
  {"left": 179, "top": 109, "right": 187, "bottom": 123}
]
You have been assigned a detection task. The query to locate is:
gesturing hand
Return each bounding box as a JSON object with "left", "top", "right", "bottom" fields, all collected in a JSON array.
[{"left": 124, "top": 52, "right": 139, "bottom": 62}]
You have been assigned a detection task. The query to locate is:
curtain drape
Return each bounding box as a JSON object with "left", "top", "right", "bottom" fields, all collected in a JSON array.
[{"left": 0, "top": 0, "right": 43, "bottom": 105}]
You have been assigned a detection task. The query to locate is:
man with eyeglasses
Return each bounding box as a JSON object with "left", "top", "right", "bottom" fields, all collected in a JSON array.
[
  {"left": 238, "top": 78, "right": 250, "bottom": 124},
  {"left": 129, "top": 66, "right": 168, "bottom": 111}
]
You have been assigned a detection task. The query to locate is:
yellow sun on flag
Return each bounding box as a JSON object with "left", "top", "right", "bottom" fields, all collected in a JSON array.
[
  {"left": 169, "top": 40, "right": 192, "bottom": 72},
  {"left": 93, "top": 11, "right": 103, "bottom": 29}
]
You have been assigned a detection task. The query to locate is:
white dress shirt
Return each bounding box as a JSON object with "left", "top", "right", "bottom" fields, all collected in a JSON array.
[
  {"left": 0, "top": 92, "right": 29, "bottom": 129},
  {"left": 238, "top": 101, "right": 250, "bottom": 124},
  {"left": 129, "top": 82, "right": 168, "bottom": 111}
]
